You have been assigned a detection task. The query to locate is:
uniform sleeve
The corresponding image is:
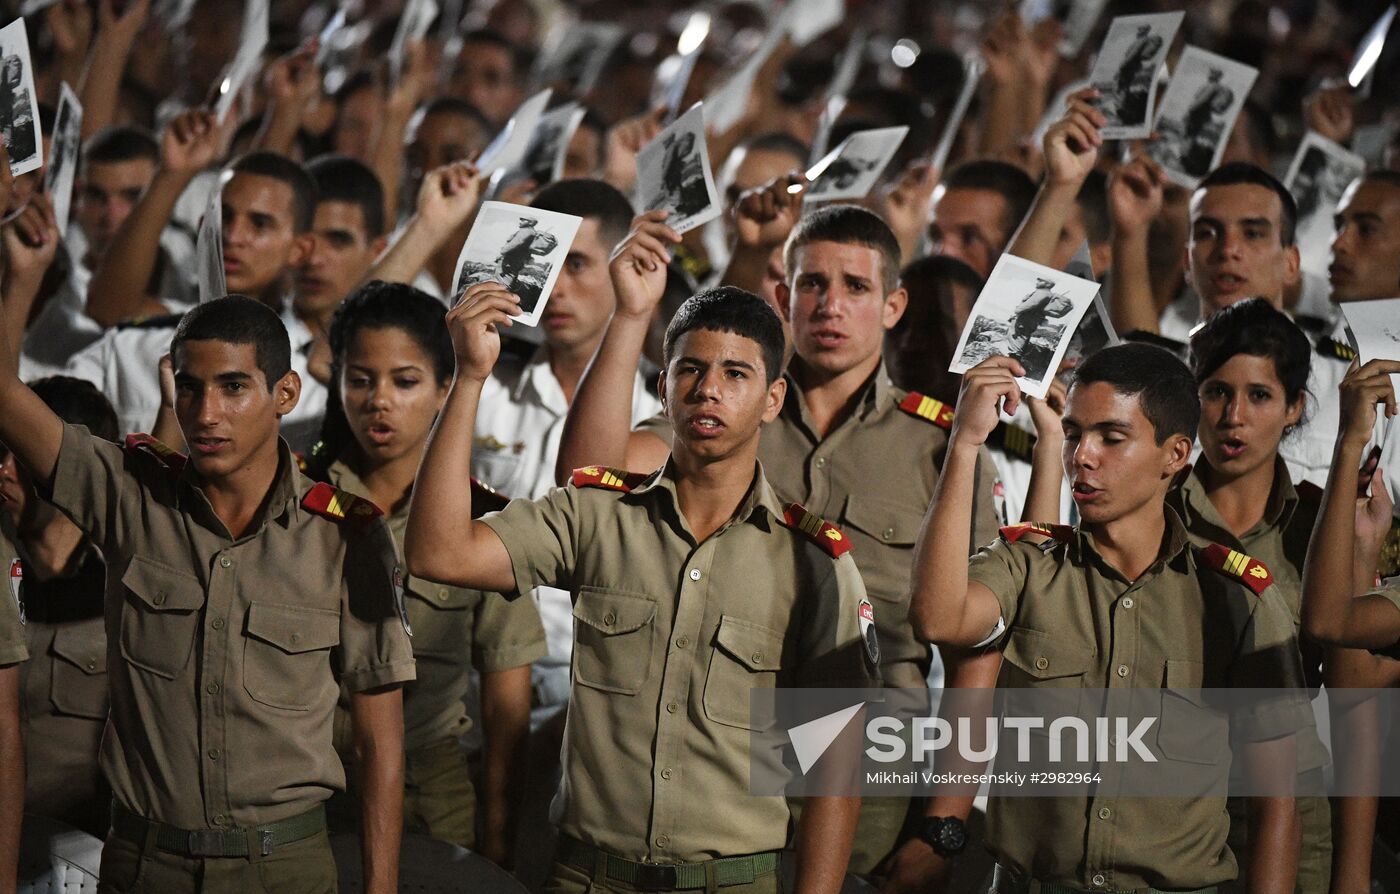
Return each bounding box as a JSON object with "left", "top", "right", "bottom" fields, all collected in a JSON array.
[
  {"left": 794, "top": 552, "right": 881, "bottom": 689},
  {"left": 477, "top": 485, "right": 581, "bottom": 597},
  {"left": 966, "top": 539, "right": 1033, "bottom": 636},
  {"left": 1229, "top": 582, "right": 1313, "bottom": 743},
  {"left": 970, "top": 446, "right": 1003, "bottom": 552},
  {"left": 47, "top": 422, "right": 132, "bottom": 556},
  {"left": 0, "top": 532, "right": 25, "bottom": 667},
  {"left": 471, "top": 586, "right": 548, "bottom": 673},
  {"left": 633, "top": 412, "right": 674, "bottom": 448},
  {"left": 1363, "top": 582, "right": 1400, "bottom": 660},
  {"left": 337, "top": 517, "right": 416, "bottom": 694}
]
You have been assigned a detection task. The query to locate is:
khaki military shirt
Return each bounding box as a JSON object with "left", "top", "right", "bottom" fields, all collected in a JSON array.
[
  {"left": 480, "top": 461, "right": 880, "bottom": 862},
  {"left": 0, "top": 528, "right": 25, "bottom": 666},
  {"left": 637, "top": 367, "right": 1000, "bottom": 687},
  {"left": 1368, "top": 583, "right": 1400, "bottom": 660},
  {"left": 968, "top": 509, "right": 1310, "bottom": 890},
  {"left": 328, "top": 461, "right": 545, "bottom": 752},
  {"left": 47, "top": 424, "right": 416, "bottom": 830}
]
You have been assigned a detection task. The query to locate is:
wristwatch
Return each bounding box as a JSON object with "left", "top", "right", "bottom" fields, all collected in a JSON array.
[{"left": 918, "top": 815, "right": 967, "bottom": 858}]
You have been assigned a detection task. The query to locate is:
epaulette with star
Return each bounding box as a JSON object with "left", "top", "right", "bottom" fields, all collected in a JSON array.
[
  {"left": 302, "top": 481, "right": 384, "bottom": 528},
  {"left": 781, "top": 503, "right": 852, "bottom": 558},
  {"left": 570, "top": 466, "right": 649, "bottom": 493},
  {"left": 1315, "top": 334, "right": 1357, "bottom": 363},
  {"left": 898, "top": 392, "right": 955, "bottom": 429},
  {"left": 999, "top": 522, "right": 1074, "bottom": 544},
  {"left": 1198, "top": 543, "right": 1274, "bottom": 595},
  {"left": 123, "top": 433, "right": 187, "bottom": 473},
  {"left": 471, "top": 477, "right": 511, "bottom": 515},
  {"left": 988, "top": 422, "right": 1037, "bottom": 462}
]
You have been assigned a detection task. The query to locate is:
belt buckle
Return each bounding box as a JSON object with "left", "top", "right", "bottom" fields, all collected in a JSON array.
[
  {"left": 187, "top": 829, "right": 226, "bottom": 857},
  {"left": 260, "top": 829, "right": 274, "bottom": 856},
  {"left": 634, "top": 863, "right": 678, "bottom": 891}
]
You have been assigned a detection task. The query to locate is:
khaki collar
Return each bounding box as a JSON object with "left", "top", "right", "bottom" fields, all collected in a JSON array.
[
  {"left": 783, "top": 360, "right": 895, "bottom": 429},
  {"left": 1174, "top": 456, "right": 1297, "bottom": 544},
  {"left": 177, "top": 439, "right": 305, "bottom": 534},
  {"left": 1070, "top": 506, "right": 1194, "bottom": 582},
  {"left": 629, "top": 459, "right": 785, "bottom": 535}
]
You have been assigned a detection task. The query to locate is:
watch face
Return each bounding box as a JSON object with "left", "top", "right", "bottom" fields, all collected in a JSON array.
[{"left": 923, "top": 816, "right": 966, "bottom": 856}]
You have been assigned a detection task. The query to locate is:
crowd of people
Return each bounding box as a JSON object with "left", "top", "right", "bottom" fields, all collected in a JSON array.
[{"left": 0, "top": 0, "right": 1399, "bottom": 892}]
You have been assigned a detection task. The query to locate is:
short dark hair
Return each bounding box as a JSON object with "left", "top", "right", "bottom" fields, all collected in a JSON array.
[
  {"left": 943, "top": 159, "right": 1038, "bottom": 239},
  {"left": 737, "top": 131, "right": 809, "bottom": 165},
  {"left": 82, "top": 125, "right": 158, "bottom": 171},
  {"left": 1195, "top": 161, "right": 1298, "bottom": 247},
  {"left": 229, "top": 152, "right": 317, "bottom": 234},
  {"left": 531, "top": 178, "right": 635, "bottom": 253},
  {"left": 784, "top": 204, "right": 902, "bottom": 295},
  {"left": 1358, "top": 169, "right": 1400, "bottom": 192},
  {"left": 460, "top": 28, "right": 528, "bottom": 77},
  {"left": 1070, "top": 343, "right": 1199, "bottom": 444},
  {"left": 663, "top": 286, "right": 786, "bottom": 385},
  {"left": 307, "top": 154, "right": 386, "bottom": 238},
  {"left": 1076, "top": 169, "right": 1110, "bottom": 245},
  {"left": 30, "top": 376, "right": 119, "bottom": 441},
  {"left": 171, "top": 295, "right": 292, "bottom": 391},
  {"left": 887, "top": 256, "right": 985, "bottom": 402},
  {"left": 1188, "top": 298, "right": 1311, "bottom": 407},
  {"left": 419, "top": 96, "right": 493, "bottom": 131}
]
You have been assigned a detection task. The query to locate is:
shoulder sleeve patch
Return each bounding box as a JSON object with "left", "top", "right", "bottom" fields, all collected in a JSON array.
[
  {"left": 570, "top": 466, "right": 648, "bottom": 492},
  {"left": 123, "top": 433, "right": 188, "bottom": 473},
  {"left": 1315, "top": 335, "right": 1357, "bottom": 363},
  {"left": 471, "top": 477, "right": 511, "bottom": 515},
  {"left": 898, "top": 392, "right": 955, "bottom": 429},
  {"left": 999, "top": 522, "right": 1074, "bottom": 544},
  {"left": 781, "top": 503, "right": 852, "bottom": 558},
  {"left": 302, "top": 481, "right": 384, "bottom": 528},
  {"left": 1198, "top": 543, "right": 1274, "bottom": 596}
]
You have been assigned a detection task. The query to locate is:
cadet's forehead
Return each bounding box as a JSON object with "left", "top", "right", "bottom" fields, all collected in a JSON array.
[
  {"left": 790, "top": 240, "right": 884, "bottom": 279},
  {"left": 1189, "top": 181, "right": 1282, "bottom": 225},
  {"left": 1064, "top": 380, "right": 1150, "bottom": 427},
  {"left": 224, "top": 172, "right": 297, "bottom": 220},
  {"left": 173, "top": 338, "right": 265, "bottom": 380},
  {"left": 1339, "top": 177, "right": 1400, "bottom": 219},
  {"left": 670, "top": 327, "right": 766, "bottom": 365}
]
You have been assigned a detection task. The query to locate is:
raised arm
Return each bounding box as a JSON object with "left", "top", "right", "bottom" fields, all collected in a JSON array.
[
  {"left": 553, "top": 211, "right": 678, "bottom": 482},
  {"left": 1021, "top": 379, "right": 1067, "bottom": 523},
  {"left": 1008, "top": 88, "right": 1103, "bottom": 266},
  {"left": 0, "top": 195, "right": 60, "bottom": 369},
  {"left": 403, "top": 281, "right": 519, "bottom": 591},
  {"left": 720, "top": 173, "right": 804, "bottom": 297},
  {"left": 911, "top": 357, "right": 1025, "bottom": 646},
  {"left": 251, "top": 41, "right": 320, "bottom": 158},
  {"left": 1301, "top": 359, "right": 1400, "bottom": 648},
  {"left": 78, "top": 0, "right": 151, "bottom": 140},
  {"left": 1106, "top": 154, "right": 1166, "bottom": 335},
  {"left": 370, "top": 40, "right": 432, "bottom": 227},
  {"left": 86, "top": 108, "right": 224, "bottom": 327},
  {"left": 365, "top": 162, "right": 480, "bottom": 288}
]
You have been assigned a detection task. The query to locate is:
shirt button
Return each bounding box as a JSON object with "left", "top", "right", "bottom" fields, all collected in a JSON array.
[
  {"left": 211, "top": 618, "right": 224, "bottom": 630},
  {"left": 1098, "top": 807, "right": 1111, "bottom": 819},
  {"left": 219, "top": 556, "right": 231, "bottom": 568},
  {"left": 661, "top": 768, "right": 673, "bottom": 780},
  {"left": 1121, "top": 597, "right": 1134, "bottom": 609},
  {"left": 1034, "top": 657, "right": 1048, "bottom": 670},
  {"left": 1117, "top": 665, "right": 1129, "bottom": 677},
  {"left": 881, "top": 527, "right": 895, "bottom": 541},
  {"left": 655, "top": 835, "right": 669, "bottom": 848},
  {"left": 86, "top": 660, "right": 97, "bottom": 670},
  {"left": 1109, "top": 735, "right": 1119, "bottom": 747},
  {"left": 1091, "top": 874, "right": 1106, "bottom": 887},
  {"left": 751, "top": 652, "right": 763, "bottom": 664},
  {"left": 815, "top": 457, "right": 827, "bottom": 468},
  {"left": 675, "top": 636, "right": 689, "bottom": 649},
  {"left": 213, "top": 814, "right": 228, "bottom": 827},
  {"left": 206, "top": 683, "right": 219, "bottom": 695},
  {"left": 208, "top": 748, "right": 221, "bottom": 761},
  {"left": 290, "top": 632, "right": 302, "bottom": 644},
  {"left": 666, "top": 702, "right": 678, "bottom": 714},
  {"left": 689, "top": 569, "right": 701, "bottom": 581},
  {"left": 153, "top": 592, "right": 167, "bottom": 606},
  {"left": 603, "top": 612, "right": 616, "bottom": 626},
  {"left": 437, "top": 589, "right": 449, "bottom": 601}
]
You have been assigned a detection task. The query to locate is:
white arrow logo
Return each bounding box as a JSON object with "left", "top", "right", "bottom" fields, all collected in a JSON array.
[{"left": 788, "top": 702, "right": 865, "bottom": 774}]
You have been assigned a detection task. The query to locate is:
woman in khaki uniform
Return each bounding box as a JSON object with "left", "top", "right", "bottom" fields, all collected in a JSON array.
[
  {"left": 0, "top": 377, "right": 116, "bottom": 837},
  {"left": 309, "top": 281, "right": 545, "bottom": 863}
]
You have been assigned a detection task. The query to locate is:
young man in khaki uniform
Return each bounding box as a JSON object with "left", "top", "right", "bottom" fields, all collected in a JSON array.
[
  {"left": 404, "top": 276, "right": 880, "bottom": 894},
  {"left": 0, "top": 293, "right": 415, "bottom": 894},
  {"left": 912, "top": 345, "right": 1312, "bottom": 892},
  {"left": 555, "top": 205, "right": 1001, "bottom": 874}
]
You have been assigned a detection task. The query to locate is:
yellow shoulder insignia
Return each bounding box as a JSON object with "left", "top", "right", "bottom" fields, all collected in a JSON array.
[
  {"left": 780, "top": 503, "right": 852, "bottom": 558},
  {"left": 898, "top": 392, "right": 955, "bottom": 430},
  {"left": 999, "top": 522, "right": 1074, "bottom": 544},
  {"left": 123, "top": 433, "right": 187, "bottom": 473},
  {"left": 1198, "top": 543, "right": 1274, "bottom": 596},
  {"left": 570, "top": 466, "right": 649, "bottom": 493},
  {"left": 302, "top": 481, "right": 384, "bottom": 528}
]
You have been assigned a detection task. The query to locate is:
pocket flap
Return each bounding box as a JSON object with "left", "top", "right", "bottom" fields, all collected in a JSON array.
[
  {"left": 1003, "top": 627, "right": 1094, "bottom": 679},
  {"left": 121, "top": 556, "right": 205, "bottom": 612},
  {"left": 246, "top": 602, "right": 341, "bottom": 654},
  {"left": 714, "top": 616, "right": 784, "bottom": 672},
  {"left": 51, "top": 626, "right": 107, "bottom": 674},
  {"left": 841, "top": 494, "right": 919, "bottom": 546},
  {"left": 405, "top": 575, "right": 478, "bottom": 610},
  {"left": 1164, "top": 659, "right": 1208, "bottom": 704},
  {"left": 572, "top": 588, "right": 656, "bottom": 635}
]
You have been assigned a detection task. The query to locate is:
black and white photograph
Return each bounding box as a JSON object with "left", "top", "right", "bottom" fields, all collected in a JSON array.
[
  {"left": 781, "top": 0, "right": 845, "bottom": 48},
  {"left": 532, "top": 21, "right": 624, "bottom": 95},
  {"left": 388, "top": 0, "right": 438, "bottom": 83},
  {"left": 949, "top": 253, "right": 1101, "bottom": 398},
  {"left": 703, "top": 20, "right": 786, "bottom": 135},
  {"left": 214, "top": 0, "right": 269, "bottom": 123},
  {"left": 44, "top": 82, "right": 81, "bottom": 237},
  {"left": 1285, "top": 131, "right": 1368, "bottom": 276},
  {"left": 929, "top": 53, "right": 982, "bottom": 172},
  {"left": 196, "top": 175, "right": 228, "bottom": 305},
  {"left": 450, "top": 201, "right": 582, "bottom": 326},
  {"left": 1147, "top": 46, "right": 1258, "bottom": 187},
  {"left": 1087, "top": 12, "right": 1184, "bottom": 139},
  {"left": 636, "top": 102, "right": 721, "bottom": 234},
  {"left": 524, "top": 103, "right": 585, "bottom": 186},
  {"left": 805, "top": 125, "right": 909, "bottom": 202},
  {"left": 1020, "top": 0, "right": 1111, "bottom": 56},
  {"left": 0, "top": 19, "right": 42, "bottom": 178},
  {"left": 1340, "top": 297, "right": 1400, "bottom": 392},
  {"left": 476, "top": 88, "right": 553, "bottom": 179}
]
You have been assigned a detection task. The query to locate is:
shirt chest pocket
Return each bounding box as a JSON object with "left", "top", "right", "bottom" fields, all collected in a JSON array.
[
  {"left": 1156, "top": 659, "right": 1227, "bottom": 765},
  {"left": 999, "top": 627, "right": 1094, "bottom": 720},
  {"left": 571, "top": 587, "right": 656, "bottom": 696},
  {"left": 703, "top": 616, "right": 784, "bottom": 730},
  {"left": 49, "top": 624, "right": 109, "bottom": 719},
  {"left": 120, "top": 556, "right": 205, "bottom": 680},
  {"left": 404, "top": 576, "right": 478, "bottom": 658},
  {"left": 840, "top": 495, "right": 921, "bottom": 601},
  {"left": 243, "top": 602, "right": 341, "bottom": 711}
]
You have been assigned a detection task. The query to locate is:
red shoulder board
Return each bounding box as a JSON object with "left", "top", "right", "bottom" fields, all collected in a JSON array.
[
  {"left": 898, "top": 392, "right": 955, "bottom": 429},
  {"left": 999, "top": 522, "right": 1075, "bottom": 544},
  {"left": 1199, "top": 543, "right": 1274, "bottom": 596},
  {"left": 123, "top": 433, "right": 187, "bottom": 473},
  {"left": 302, "top": 481, "right": 384, "bottom": 528},
  {"left": 471, "top": 477, "right": 511, "bottom": 515},
  {"left": 570, "top": 466, "right": 648, "bottom": 493},
  {"left": 781, "top": 503, "right": 852, "bottom": 558}
]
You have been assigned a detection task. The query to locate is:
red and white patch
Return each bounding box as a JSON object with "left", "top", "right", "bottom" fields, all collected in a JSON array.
[
  {"left": 858, "top": 598, "right": 879, "bottom": 667},
  {"left": 9, "top": 558, "right": 24, "bottom": 624}
]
